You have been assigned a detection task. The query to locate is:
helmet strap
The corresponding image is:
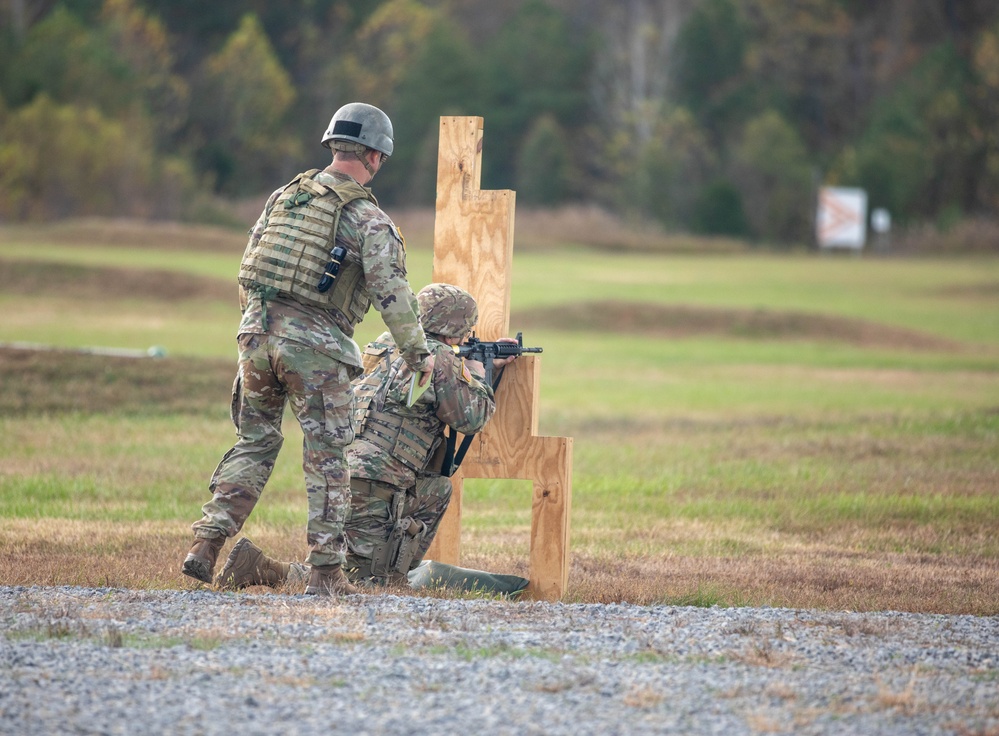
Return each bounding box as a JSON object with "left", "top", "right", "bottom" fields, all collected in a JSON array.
[
  {"left": 331, "top": 140, "right": 377, "bottom": 179},
  {"left": 357, "top": 150, "right": 377, "bottom": 179}
]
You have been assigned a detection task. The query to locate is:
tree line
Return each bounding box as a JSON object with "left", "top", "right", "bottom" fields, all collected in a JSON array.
[{"left": 2, "top": 0, "right": 999, "bottom": 245}]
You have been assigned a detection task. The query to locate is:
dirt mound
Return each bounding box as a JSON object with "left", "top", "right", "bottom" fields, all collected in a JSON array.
[
  {"left": 0, "top": 259, "right": 232, "bottom": 303},
  {"left": 0, "top": 346, "right": 232, "bottom": 416},
  {"left": 516, "top": 300, "right": 964, "bottom": 351}
]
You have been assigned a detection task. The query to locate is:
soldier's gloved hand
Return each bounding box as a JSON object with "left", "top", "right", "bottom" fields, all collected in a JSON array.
[
  {"left": 492, "top": 337, "right": 520, "bottom": 372},
  {"left": 415, "top": 354, "right": 435, "bottom": 387}
]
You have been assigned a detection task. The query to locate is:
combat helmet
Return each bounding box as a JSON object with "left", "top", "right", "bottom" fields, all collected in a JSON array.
[
  {"left": 321, "top": 102, "right": 394, "bottom": 157},
  {"left": 418, "top": 283, "right": 478, "bottom": 340}
]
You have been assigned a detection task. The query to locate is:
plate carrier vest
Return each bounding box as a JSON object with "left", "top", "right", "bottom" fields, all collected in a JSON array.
[
  {"left": 353, "top": 343, "right": 440, "bottom": 472},
  {"left": 238, "top": 169, "right": 374, "bottom": 323}
]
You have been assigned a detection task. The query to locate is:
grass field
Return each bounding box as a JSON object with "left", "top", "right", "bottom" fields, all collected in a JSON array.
[{"left": 2, "top": 218, "right": 997, "bottom": 613}]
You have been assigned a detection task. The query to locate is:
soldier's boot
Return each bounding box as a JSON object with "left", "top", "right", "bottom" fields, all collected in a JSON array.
[
  {"left": 181, "top": 535, "right": 226, "bottom": 584},
  {"left": 305, "top": 565, "right": 360, "bottom": 596},
  {"left": 216, "top": 538, "right": 290, "bottom": 590}
]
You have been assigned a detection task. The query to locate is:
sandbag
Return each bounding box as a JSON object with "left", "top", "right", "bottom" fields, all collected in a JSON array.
[{"left": 406, "top": 560, "right": 529, "bottom": 597}]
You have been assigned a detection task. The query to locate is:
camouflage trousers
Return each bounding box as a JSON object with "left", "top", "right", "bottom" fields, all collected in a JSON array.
[
  {"left": 286, "top": 474, "right": 453, "bottom": 585},
  {"left": 192, "top": 333, "right": 356, "bottom": 567}
]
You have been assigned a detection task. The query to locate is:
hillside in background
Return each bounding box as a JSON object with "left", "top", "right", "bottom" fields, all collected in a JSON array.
[{"left": 3, "top": 0, "right": 999, "bottom": 248}]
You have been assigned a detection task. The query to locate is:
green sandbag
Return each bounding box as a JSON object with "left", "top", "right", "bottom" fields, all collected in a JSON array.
[{"left": 407, "top": 560, "right": 529, "bottom": 597}]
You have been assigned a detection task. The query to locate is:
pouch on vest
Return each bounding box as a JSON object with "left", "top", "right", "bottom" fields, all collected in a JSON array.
[
  {"left": 370, "top": 490, "right": 427, "bottom": 577},
  {"left": 354, "top": 344, "right": 438, "bottom": 471}
]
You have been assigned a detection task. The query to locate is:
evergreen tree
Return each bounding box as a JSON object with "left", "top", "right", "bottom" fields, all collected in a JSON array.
[
  {"left": 635, "top": 107, "right": 717, "bottom": 230},
  {"left": 380, "top": 16, "right": 479, "bottom": 205},
  {"left": 690, "top": 179, "right": 749, "bottom": 237},
  {"left": 852, "top": 43, "right": 976, "bottom": 222},
  {"left": 100, "top": 0, "right": 189, "bottom": 148},
  {"left": 972, "top": 20, "right": 999, "bottom": 213},
  {"left": 192, "top": 13, "right": 299, "bottom": 194},
  {"left": 516, "top": 114, "right": 572, "bottom": 206},
  {"left": 732, "top": 109, "right": 814, "bottom": 243},
  {"left": 671, "top": 0, "right": 750, "bottom": 137},
  {"left": 477, "top": 0, "right": 593, "bottom": 190},
  {"left": 2, "top": 7, "right": 133, "bottom": 113}
]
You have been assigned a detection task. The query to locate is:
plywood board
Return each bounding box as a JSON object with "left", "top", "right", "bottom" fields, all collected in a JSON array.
[{"left": 426, "top": 116, "right": 572, "bottom": 600}]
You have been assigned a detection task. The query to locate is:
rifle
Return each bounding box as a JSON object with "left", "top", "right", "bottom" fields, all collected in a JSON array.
[
  {"left": 456, "top": 332, "right": 542, "bottom": 389},
  {"left": 438, "top": 332, "right": 543, "bottom": 477}
]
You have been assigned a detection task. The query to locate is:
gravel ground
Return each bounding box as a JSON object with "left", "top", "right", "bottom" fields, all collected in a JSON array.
[{"left": 1, "top": 585, "right": 996, "bottom": 735}]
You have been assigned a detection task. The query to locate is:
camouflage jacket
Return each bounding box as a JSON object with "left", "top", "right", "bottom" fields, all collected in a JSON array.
[
  {"left": 238, "top": 167, "right": 429, "bottom": 373},
  {"left": 347, "top": 332, "right": 496, "bottom": 489}
]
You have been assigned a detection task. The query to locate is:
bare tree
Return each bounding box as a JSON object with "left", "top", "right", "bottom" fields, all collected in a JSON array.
[
  {"left": 591, "top": 0, "right": 698, "bottom": 146},
  {"left": 4, "top": 0, "right": 58, "bottom": 38}
]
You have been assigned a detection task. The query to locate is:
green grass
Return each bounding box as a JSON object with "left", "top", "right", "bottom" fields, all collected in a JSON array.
[
  {"left": 2, "top": 222, "right": 998, "bottom": 611},
  {"left": 510, "top": 250, "right": 999, "bottom": 345},
  {"left": 0, "top": 413, "right": 307, "bottom": 527},
  {"left": 0, "top": 242, "right": 238, "bottom": 280},
  {"left": 4, "top": 239, "right": 998, "bottom": 352}
]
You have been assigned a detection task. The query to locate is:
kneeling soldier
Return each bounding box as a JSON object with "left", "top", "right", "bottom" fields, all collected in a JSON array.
[{"left": 217, "top": 283, "right": 517, "bottom": 590}]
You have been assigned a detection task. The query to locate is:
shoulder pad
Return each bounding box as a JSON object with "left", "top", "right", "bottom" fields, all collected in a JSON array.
[
  {"left": 437, "top": 349, "right": 472, "bottom": 384},
  {"left": 361, "top": 342, "right": 391, "bottom": 374}
]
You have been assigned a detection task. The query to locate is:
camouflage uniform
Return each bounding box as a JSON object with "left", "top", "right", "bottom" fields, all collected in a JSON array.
[
  {"left": 342, "top": 323, "right": 495, "bottom": 581},
  {"left": 280, "top": 327, "right": 495, "bottom": 585},
  {"left": 191, "top": 166, "right": 430, "bottom": 569},
  {"left": 231, "top": 284, "right": 497, "bottom": 589}
]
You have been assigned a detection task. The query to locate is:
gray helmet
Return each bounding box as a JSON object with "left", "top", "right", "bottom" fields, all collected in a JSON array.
[
  {"left": 418, "top": 283, "right": 478, "bottom": 339},
  {"left": 321, "top": 102, "right": 394, "bottom": 157}
]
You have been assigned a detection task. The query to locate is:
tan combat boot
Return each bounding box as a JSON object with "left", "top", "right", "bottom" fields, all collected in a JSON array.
[
  {"left": 305, "top": 565, "right": 360, "bottom": 596},
  {"left": 181, "top": 536, "right": 226, "bottom": 584},
  {"left": 216, "top": 538, "right": 290, "bottom": 590}
]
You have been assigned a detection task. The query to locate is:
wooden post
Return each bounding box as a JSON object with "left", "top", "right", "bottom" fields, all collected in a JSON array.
[{"left": 425, "top": 116, "right": 573, "bottom": 600}]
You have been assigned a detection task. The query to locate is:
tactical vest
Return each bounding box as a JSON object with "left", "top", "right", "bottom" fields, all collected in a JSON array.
[
  {"left": 238, "top": 169, "right": 374, "bottom": 322},
  {"left": 353, "top": 342, "right": 439, "bottom": 472}
]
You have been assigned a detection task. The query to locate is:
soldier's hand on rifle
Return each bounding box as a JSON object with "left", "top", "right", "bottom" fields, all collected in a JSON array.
[
  {"left": 463, "top": 337, "right": 517, "bottom": 379},
  {"left": 491, "top": 337, "right": 520, "bottom": 372}
]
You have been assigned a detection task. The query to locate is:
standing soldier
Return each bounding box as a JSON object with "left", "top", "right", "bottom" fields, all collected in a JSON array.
[
  {"left": 182, "top": 103, "right": 434, "bottom": 596},
  {"left": 215, "top": 284, "right": 517, "bottom": 590}
]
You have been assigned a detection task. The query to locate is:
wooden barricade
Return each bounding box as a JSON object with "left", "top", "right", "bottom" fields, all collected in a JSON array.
[{"left": 424, "top": 116, "right": 572, "bottom": 601}]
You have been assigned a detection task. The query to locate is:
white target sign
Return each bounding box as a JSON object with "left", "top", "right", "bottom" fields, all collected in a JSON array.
[{"left": 817, "top": 187, "right": 868, "bottom": 249}]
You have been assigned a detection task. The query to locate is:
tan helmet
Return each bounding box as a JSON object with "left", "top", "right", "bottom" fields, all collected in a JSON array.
[
  {"left": 321, "top": 102, "right": 394, "bottom": 156},
  {"left": 418, "top": 283, "right": 478, "bottom": 339}
]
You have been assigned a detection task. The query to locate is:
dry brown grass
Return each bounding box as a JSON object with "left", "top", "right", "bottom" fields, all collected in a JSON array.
[
  {"left": 891, "top": 217, "right": 999, "bottom": 255},
  {"left": 4, "top": 516, "right": 992, "bottom": 613},
  {"left": 481, "top": 548, "right": 997, "bottom": 614},
  {"left": 8, "top": 211, "right": 999, "bottom": 257},
  {"left": 400, "top": 205, "right": 749, "bottom": 254},
  {"left": 0, "top": 518, "right": 304, "bottom": 591}
]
